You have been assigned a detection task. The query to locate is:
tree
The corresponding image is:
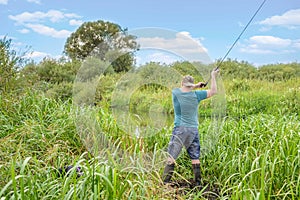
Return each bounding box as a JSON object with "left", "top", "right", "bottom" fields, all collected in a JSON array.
[
  {"left": 0, "top": 37, "right": 27, "bottom": 93},
  {"left": 76, "top": 56, "right": 114, "bottom": 82},
  {"left": 64, "top": 20, "right": 139, "bottom": 72},
  {"left": 35, "top": 58, "right": 81, "bottom": 84},
  {"left": 216, "top": 59, "right": 256, "bottom": 80}
]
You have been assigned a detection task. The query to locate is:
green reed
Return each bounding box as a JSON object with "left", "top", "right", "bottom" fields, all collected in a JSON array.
[{"left": 0, "top": 78, "right": 299, "bottom": 199}]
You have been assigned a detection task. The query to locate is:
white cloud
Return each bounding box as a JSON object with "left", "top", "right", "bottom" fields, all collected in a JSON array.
[
  {"left": 69, "top": 19, "right": 83, "bottom": 26},
  {"left": 0, "top": 0, "right": 8, "bottom": 5},
  {"left": 293, "top": 40, "right": 300, "bottom": 49},
  {"left": 250, "top": 36, "right": 292, "bottom": 48},
  {"left": 240, "top": 48, "right": 274, "bottom": 54},
  {"left": 24, "top": 51, "right": 66, "bottom": 62},
  {"left": 147, "top": 52, "right": 178, "bottom": 64},
  {"left": 136, "top": 51, "right": 182, "bottom": 66},
  {"left": 27, "top": 0, "right": 41, "bottom": 4},
  {"left": 24, "top": 51, "right": 49, "bottom": 59},
  {"left": 136, "top": 31, "right": 210, "bottom": 63},
  {"left": 18, "top": 29, "right": 30, "bottom": 34},
  {"left": 259, "top": 26, "right": 271, "bottom": 32},
  {"left": 240, "top": 35, "right": 298, "bottom": 54},
  {"left": 259, "top": 9, "right": 300, "bottom": 28},
  {"left": 25, "top": 23, "right": 71, "bottom": 38},
  {"left": 9, "top": 10, "right": 81, "bottom": 24},
  {"left": 8, "top": 10, "right": 81, "bottom": 38}
]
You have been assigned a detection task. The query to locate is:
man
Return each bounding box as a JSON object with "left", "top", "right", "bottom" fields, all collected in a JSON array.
[{"left": 162, "top": 69, "right": 219, "bottom": 186}]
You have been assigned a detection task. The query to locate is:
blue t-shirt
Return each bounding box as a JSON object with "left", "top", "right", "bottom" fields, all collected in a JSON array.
[{"left": 172, "top": 88, "right": 207, "bottom": 128}]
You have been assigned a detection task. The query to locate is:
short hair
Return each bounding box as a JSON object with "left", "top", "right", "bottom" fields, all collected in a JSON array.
[{"left": 182, "top": 75, "right": 194, "bottom": 87}]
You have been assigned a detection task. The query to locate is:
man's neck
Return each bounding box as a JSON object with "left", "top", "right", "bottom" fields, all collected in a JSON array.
[{"left": 181, "top": 86, "right": 192, "bottom": 92}]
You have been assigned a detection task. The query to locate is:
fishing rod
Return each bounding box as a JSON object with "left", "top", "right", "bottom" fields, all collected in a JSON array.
[{"left": 200, "top": 0, "right": 267, "bottom": 87}]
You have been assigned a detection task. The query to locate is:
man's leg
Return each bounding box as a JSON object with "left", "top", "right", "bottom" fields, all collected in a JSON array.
[
  {"left": 191, "top": 159, "right": 201, "bottom": 186},
  {"left": 162, "top": 127, "right": 185, "bottom": 184},
  {"left": 186, "top": 129, "right": 201, "bottom": 186},
  {"left": 162, "top": 157, "right": 175, "bottom": 184}
]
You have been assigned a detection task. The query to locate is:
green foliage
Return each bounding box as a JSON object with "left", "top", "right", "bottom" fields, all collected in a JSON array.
[
  {"left": 129, "top": 83, "right": 171, "bottom": 113},
  {"left": 204, "top": 114, "right": 300, "bottom": 199},
  {"left": 95, "top": 73, "right": 122, "bottom": 104},
  {"left": 280, "top": 86, "right": 300, "bottom": 115},
  {"left": 36, "top": 58, "right": 80, "bottom": 84},
  {"left": 0, "top": 86, "right": 300, "bottom": 199},
  {"left": 257, "top": 62, "right": 300, "bottom": 81},
  {"left": 171, "top": 61, "right": 199, "bottom": 76},
  {"left": 1, "top": 36, "right": 300, "bottom": 199},
  {"left": 216, "top": 58, "right": 257, "bottom": 80},
  {"left": 106, "top": 50, "right": 135, "bottom": 73},
  {"left": 17, "top": 58, "right": 81, "bottom": 100},
  {"left": 64, "top": 20, "right": 138, "bottom": 73},
  {"left": 225, "top": 79, "right": 300, "bottom": 117},
  {"left": 136, "top": 62, "right": 181, "bottom": 84},
  {"left": 227, "top": 79, "right": 251, "bottom": 92},
  {"left": 18, "top": 62, "right": 40, "bottom": 88},
  {"left": 1, "top": 77, "right": 300, "bottom": 199},
  {"left": 218, "top": 59, "right": 300, "bottom": 81},
  {"left": 0, "top": 37, "right": 28, "bottom": 94},
  {"left": 0, "top": 93, "right": 166, "bottom": 199},
  {"left": 170, "top": 61, "right": 209, "bottom": 82},
  {"left": 46, "top": 82, "right": 74, "bottom": 101},
  {"left": 76, "top": 56, "right": 114, "bottom": 82}
]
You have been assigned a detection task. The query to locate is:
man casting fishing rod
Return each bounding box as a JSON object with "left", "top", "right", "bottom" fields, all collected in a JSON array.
[
  {"left": 162, "top": 68, "right": 219, "bottom": 186},
  {"left": 162, "top": 0, "right": 267, "bottom": 187}
]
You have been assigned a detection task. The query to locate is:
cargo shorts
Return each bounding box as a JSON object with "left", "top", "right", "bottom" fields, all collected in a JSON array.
[{"left": 167, "top": 126, "right": 200, "bottom": 160}]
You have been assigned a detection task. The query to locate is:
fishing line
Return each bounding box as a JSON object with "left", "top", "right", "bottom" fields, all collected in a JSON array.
[{"left": 201, "top": 0, "right": 267, "bottom": 87}]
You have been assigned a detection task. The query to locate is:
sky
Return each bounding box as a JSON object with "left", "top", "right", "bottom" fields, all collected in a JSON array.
[{"left": 1, "top": 0, "right": 300, "bottom": 66}]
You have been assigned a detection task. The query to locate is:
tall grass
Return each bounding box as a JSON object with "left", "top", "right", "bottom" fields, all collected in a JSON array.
[
  {"left": 201, "top": 114, "right": 299, "bottom": 199},
  {"left": 0, "top": 79, "right": 299, "bottom": 199},
  {"left": 0, "top": 91, "right": 167, "bottom": 199}
]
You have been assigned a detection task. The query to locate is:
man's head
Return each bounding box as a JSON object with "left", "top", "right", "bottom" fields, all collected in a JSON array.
[{"left": 182, "top": 75, "right": 195, "bottom": 87}]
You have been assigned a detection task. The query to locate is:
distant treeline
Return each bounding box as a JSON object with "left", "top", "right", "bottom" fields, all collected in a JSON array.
[
  {"left": 1, "top": 36, "right": 300, "bottom": 101},
  {"left": 215, "top": 59, "right": 300, "bottom": 81},
  {"left": 22, "top": 58, "right": 300, "bottom": 84}
]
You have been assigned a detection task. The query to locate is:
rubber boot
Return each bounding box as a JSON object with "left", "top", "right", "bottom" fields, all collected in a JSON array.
[
  {"left": 162, "top": 163, "right": 175, "bottom": 184},
  {"left": 192, "top": 163, "right": 201, "bottom": 186}
]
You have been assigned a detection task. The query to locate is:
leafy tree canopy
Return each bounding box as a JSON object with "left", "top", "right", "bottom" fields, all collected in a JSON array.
[
  {"left": 64, "top": 20, "right": 139, "bottom": 73},
  {"left": 0, "top": 36, "right": 28, "bottom": 93}
]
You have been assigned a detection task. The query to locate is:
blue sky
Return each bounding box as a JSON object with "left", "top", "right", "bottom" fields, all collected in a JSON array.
[{"left": 1, "top": 0, "right": 300, "bottom": 66}]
